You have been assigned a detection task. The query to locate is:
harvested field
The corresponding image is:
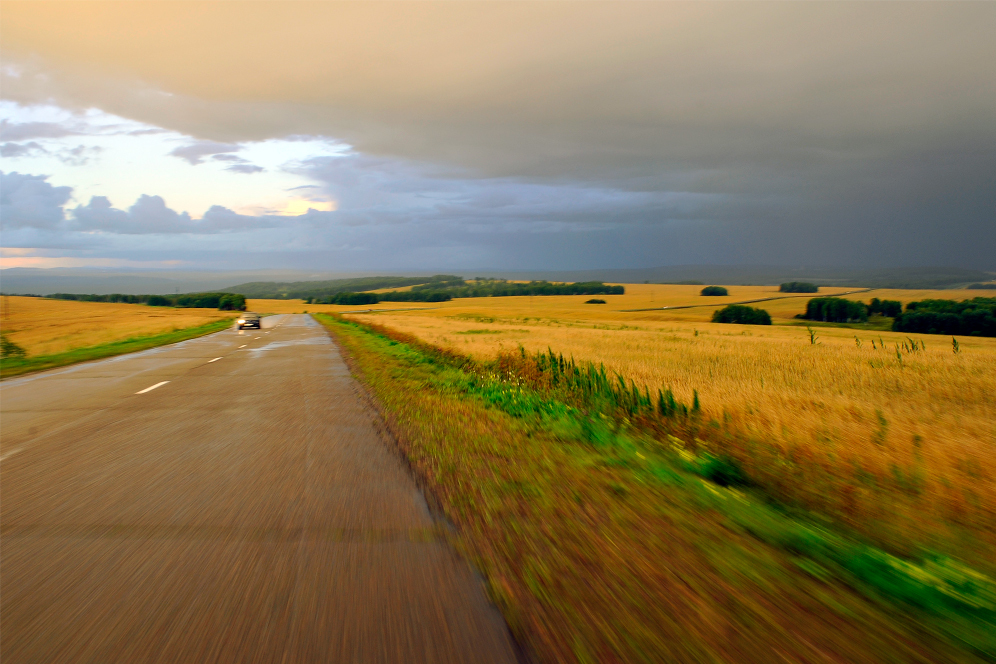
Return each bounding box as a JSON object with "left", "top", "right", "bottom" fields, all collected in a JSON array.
[{"left": 0, "top": 296, "right": 236, "bottom": 357}]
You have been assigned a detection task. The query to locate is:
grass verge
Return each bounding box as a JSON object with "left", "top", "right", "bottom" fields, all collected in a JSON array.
[
  {"left": 0, "top": 318, "right": 235, "bottom": 379},
  {"left": 316, "top": 313, "right": 995, "bottom": 664}
]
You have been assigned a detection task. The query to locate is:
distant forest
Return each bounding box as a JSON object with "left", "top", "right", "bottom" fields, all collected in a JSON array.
[
  {"left": 306, "top": 279, "right": 625, "bottom": 305},
  {"left": 894, "top": 298, "right": 996, "bottom": 337},
  {"left": 795, "top": 295, "right": 996, "bottom": 336},
  {"left": 221, "top": 275, "right": 458, "bottom": 300},
  {"left": 47, "top": 292, "right": 246, "bottom": 311}
]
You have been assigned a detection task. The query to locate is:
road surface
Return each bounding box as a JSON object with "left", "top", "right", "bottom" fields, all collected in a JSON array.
[{"left": 1, "top": 314, "right": 518, "bottom": 663}]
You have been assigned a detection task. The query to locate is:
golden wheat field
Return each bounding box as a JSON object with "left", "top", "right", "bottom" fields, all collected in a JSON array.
[
  {"left": 0, "top": 296, "right": 236, "bottom": 357},
  {"left": 294, "top": 284, "right": 996, "bottom": 560}
]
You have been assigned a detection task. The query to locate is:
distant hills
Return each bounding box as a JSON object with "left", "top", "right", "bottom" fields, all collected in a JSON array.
[
  {"left": 0, "top": 268, "right": 366, "bottom": 296},
  {"left": 217, "top": 275, "right": 460, "bottom": 300},
  {"left": 478, "top": 266, "right": 995, "bottom": 290},
  {"left": 3, "top": 265, "right": 992, "bottom": 296}
]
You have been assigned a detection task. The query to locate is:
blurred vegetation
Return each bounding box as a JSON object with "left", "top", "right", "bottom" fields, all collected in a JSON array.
[
  {"left": 700, "top": 285, "right": 728, "bottom": 296},
  {"left": 316, "top": 312, "right": 995, "bottom": 663}
]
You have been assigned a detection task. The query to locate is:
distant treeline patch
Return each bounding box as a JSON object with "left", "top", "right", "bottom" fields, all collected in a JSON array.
[
  {"left": 868, "top": 298, "right": 902, "bottom": 317},
  {"left": 893, "top": 297, "right": 996, "bottom": 337},
  {"left": 779, "top": 282, "right": 819, "bottom": 293},
  {"left": 700, "top": 286, "right": 728, "bottom": 296},
  {"left": 219, "top": 275, "right": 455, "bottom": 300},
  {"left": 307, "top": 280, "right": 624, "bottom": 305},
  {"left": 800, "top": 297, "right": 869, "bottom": 323},
  {"left": 47, "top": 292, "right": 246, "bottom": 311}
]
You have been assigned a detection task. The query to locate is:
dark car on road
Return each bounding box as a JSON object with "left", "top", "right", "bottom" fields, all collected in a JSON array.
[{"left": 237, "top": 312, "right": 261, "bottom": 330}]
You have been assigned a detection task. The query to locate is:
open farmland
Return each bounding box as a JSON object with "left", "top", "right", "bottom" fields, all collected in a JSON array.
[
  {"left": 328, "top": 284, "right": 996, "bottom": 572},
  {"left": 0, "top": 296, "right": 236, "bottom": 357}
]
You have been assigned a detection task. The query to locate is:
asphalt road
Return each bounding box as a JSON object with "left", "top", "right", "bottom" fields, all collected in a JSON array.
[{"left": 1, "top": 314, "right": 518, "bottom": 663}]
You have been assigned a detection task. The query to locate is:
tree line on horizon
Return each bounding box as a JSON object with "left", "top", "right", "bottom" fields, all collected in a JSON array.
[
  {"left": 306, "top": 279, "right": 625, "bottom": 305},
  {"left": 46, "top": 292, "right": 246, "bottom": 311}
]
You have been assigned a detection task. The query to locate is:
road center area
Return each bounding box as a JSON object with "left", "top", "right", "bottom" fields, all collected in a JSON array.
[{"left": 0, "top": 314, "right": 516, "bottom": 663}]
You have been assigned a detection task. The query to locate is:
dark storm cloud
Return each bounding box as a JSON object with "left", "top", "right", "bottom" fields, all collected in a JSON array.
[{"left": 2, "top": 2, "right": 994, "bottom": 269}]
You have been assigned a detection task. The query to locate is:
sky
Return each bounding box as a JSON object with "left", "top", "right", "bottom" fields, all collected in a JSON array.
[{"left": 2, "top": 1, "right": 994, "bottom": 273}]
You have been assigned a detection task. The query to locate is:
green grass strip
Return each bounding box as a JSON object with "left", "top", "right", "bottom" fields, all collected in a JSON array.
[{"left": 0, "top": 318, "right": 235, "bottom": 379}]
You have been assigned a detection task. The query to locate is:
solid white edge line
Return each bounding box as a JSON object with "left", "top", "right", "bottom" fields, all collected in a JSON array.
[{"left": 136, "top": 381, "right": 169, "bottom": 394}]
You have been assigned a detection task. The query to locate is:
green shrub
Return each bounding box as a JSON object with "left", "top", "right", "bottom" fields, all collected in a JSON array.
[
  {"left": 711, "top": 304, "right": 772, "bottom": 325},
  {"left": 700, "top": 286, "right": 728, "bottom": 296},
  {"left": 585, "top": 298, "right": 607, "bottom": 304},
  {"left": 779, "top": 282, "right": 819, "bottom": 293}
]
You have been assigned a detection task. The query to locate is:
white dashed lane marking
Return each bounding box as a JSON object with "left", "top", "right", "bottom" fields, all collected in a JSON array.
[
  {"left": 238, "top": 345, "right": 247, "bottom": 348},
  {"left": 0, "top": 448, "right": 22, "bottom": 462},
  {"left": 136, "top": 381, "right": 169, "bottom": 395},
  {"left": 208, "top": 357, "right": 222, "bottom": 363}
]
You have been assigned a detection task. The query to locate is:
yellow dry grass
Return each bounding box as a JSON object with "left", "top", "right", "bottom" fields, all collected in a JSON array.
[
  {"left": 338, "top": 284, "right": 996, "bottom": 562},
  {"left": 0, "top": 296, "right": 236, "bottom": 357}
]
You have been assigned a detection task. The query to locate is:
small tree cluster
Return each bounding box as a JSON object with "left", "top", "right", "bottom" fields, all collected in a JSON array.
[
  {"left": 711, "top": 304, "right": 772, "bottom": 325},
  {"left": 779, "top": 282, "right": 819, "bottom": 293},
  {"left": 700, "top": 286, "right": 728, "bottom": 296},
  {"left": 802, "top": 297, "right": 868, "bottom": 323}
]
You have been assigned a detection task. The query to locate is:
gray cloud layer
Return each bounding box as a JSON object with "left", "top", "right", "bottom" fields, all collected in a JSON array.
[
  {"left": 168, "top": 141, "right": 240, "bottom": 165},
  {"left": 1, "top": 170, "right": 284, "bottom": 236},
  {"left": 2, "top": 3, "right": 994, "bottom": 269}
]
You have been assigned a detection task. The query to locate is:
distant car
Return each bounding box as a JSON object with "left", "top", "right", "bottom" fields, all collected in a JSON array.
[{"left": 237, "top": 312, "right": 261, "bottom": 330}]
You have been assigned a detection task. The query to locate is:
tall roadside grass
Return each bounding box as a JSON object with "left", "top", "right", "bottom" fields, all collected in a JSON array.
[
  {"left": 0, "top": 318, "right": 234, "bottom": 378},
  {"left": 348, "top": 308, "right": 996, "bottom": 577},
  {"left": 316, "top": 313, "right": 996, "bottom": 663}
]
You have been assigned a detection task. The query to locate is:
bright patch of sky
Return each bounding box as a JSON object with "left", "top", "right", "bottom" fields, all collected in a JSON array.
[{"left": 1, "top": 101, "right": 346, "bottom": 218}]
